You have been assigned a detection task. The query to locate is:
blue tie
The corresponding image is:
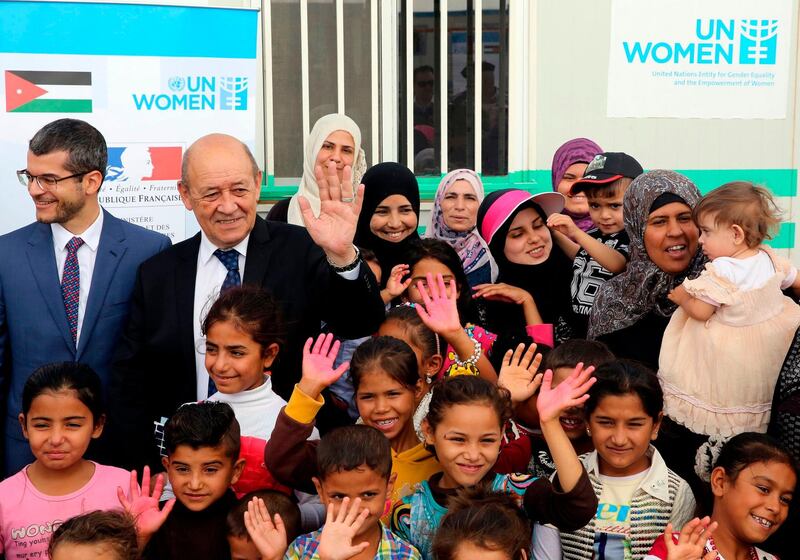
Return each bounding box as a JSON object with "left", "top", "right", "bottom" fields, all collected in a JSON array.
[
  {"left": 214, "top": 249, "right": 241, "bottom": 292},
  {"left": 208, "top": 249, "right": 241, "bottom": 396}
]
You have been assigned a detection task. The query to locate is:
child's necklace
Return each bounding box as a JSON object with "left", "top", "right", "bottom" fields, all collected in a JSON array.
[{"left": 706, "top": 536, "right": 761, "bottom": 560}]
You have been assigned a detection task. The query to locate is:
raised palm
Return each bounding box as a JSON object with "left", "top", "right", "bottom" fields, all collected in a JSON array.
[
  {"left": 300, "top": 161, "right": 362, "bottom": 260},
  {"left": 536, "top": 363, "right": 596, "bottom": 424},
  {"left": 663, "top": 519, "right": 718, "bottom": 560},
  {"left": 299, "top": 333, "right": 349, "bottom": 397},
  {"left": 244, "top": 497, "right": 288, "bottom": 560},
  {"left": 415, "top": 273, "right": 461, "bottom": 335},
  {"left": 498, "top": 343, "right": 543, "bottom": 403},
  {"left": 317, "top": 497, "right": 371, "bottom": 560},
  {"left": 117, "top": 466, "right": 175, "bottom": 539}
]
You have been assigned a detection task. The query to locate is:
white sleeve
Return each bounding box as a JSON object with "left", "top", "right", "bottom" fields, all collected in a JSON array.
[
  {"left": 532, "top": 523, "right": 563, "bottom": 560},
  {"left": 781, "top": 265, "right": 798, "bottom": 290}
]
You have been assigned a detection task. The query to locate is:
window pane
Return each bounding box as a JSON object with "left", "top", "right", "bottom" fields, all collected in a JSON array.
[
  {"left": 271, "top": 0, "right": 303, "bottom": 178},
  {"left": 308, "top": 0, "right": 338, "bottom": 124},
  {"left": 480, "top": 0, "right": 509, "bottom": 175},
  {"left": 447, "top": 0, "right": 475, "bottom": 172},
  {"left": 344, "top": 0, "right": 374, "bottom": 165},
  {"left": 411, "top": 0, "right": 440, "bottom": 175}
]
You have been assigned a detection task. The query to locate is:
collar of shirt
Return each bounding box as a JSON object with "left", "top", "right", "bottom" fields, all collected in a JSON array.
[
  {"left": 198, "top": 230, "right": 249, "bottom": 266},
  {"left": 51, "top": 209, "right": 104, "bottom": 252}
]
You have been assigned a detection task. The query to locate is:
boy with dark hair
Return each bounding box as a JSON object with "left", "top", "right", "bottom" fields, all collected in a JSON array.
[
  {"left": 48, "top": 510, "right": 139, "bottom": 560},
  {"left": 139, "top": 401, "right": 245, "bottom": 560},
  {"left": 227, "top": 490, "right": 302, "bottom": 560},
  {"left": 547, "top": 152, "right": 644, "bottom": 338},
  {"left": 251, "top": 425, "right": 421, "bottom": 559}
]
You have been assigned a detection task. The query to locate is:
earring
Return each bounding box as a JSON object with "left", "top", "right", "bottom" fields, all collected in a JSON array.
[
  {"left": 586, "top": 428, "right": 592, "bottom": 436},
  {"left": 425, "top": 374, "right": 433, "bottom": 385}
]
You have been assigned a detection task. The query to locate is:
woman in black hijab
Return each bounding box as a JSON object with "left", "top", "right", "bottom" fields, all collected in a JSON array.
[{"left": 354, "top": 162, "right": 421, "bottom": 285}]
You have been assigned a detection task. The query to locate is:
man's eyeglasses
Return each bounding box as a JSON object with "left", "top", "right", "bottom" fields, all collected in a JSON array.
[{"left": 16, "top": 169, "right": 93, "bottom": 191}]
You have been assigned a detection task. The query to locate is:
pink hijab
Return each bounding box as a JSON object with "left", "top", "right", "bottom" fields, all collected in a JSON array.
[{"left": 551, "top": 137, "right": 603, "bottom": 232}]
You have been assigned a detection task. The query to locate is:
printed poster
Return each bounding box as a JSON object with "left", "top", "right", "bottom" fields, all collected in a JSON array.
[
  {"left": 0, "top": 2, "right": 258, "bottom": 240},
  {"left": 607, "top": 0, "right": 792, "bottom": 119}
]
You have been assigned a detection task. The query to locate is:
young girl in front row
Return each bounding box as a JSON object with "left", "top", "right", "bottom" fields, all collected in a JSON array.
[
  {"left": 662, "top": 182, "right": 800, "bottom": 439},
  {"left": 391, "top": 362, "right": 599, "bottom": 560},
  {"left": 533, "top": 360, "right": 695, "bottom": 560},
  {"left": 0, "top": 363, "right": 132, "bottom": 559},
  {"left": 646, "top": 432, "right": 796, "bottom": 560},
  {"left": 264, "top": 334, "right": 441, "bottom": 504}
]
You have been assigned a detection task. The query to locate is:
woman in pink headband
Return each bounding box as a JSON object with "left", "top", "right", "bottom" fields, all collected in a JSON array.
[{"left": 473, "top": 188, "right": 572, "bottom": 350}]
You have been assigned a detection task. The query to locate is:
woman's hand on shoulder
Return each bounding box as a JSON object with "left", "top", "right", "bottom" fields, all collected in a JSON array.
[
  {"left": 536, "top": 363, "right": 595, "bottom": 425},
  {"left": 298, "top": 333, "right": 349, "bottom": 399},
  {"left": 498, "top": 343, "right": 543, "bottom": 403},
  {"left": 472, "top": 283, "right": 533, "bottom": 306}
]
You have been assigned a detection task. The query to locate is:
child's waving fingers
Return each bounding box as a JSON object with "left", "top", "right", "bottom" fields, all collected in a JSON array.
[{"left": 522, "top": 342, "right": 539, "bottom": 370}]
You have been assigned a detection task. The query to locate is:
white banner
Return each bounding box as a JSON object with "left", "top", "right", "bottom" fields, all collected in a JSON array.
[
  {"left": 607, "top": 0, "right": 792, "bottom": 119},
  {"left": 0, "top": 2, "right": 258, "bottom": 240}
]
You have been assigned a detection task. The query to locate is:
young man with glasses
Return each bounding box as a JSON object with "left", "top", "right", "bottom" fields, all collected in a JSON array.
[{"left": 0, "top": 118, "right": 171, "bottom": 475}]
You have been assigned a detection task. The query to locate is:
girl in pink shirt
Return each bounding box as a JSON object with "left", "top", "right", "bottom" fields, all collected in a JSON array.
[{"left": 0, "top": 363, "right": 131, "bottom": 559}]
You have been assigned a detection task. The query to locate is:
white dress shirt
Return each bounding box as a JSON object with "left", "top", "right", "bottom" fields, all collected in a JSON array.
[
  {"left": 51, "top": 210, "right": 104, "bottom": 346},
  {"left": 193, "top": 232, "right": 249, "bottom": 400}
]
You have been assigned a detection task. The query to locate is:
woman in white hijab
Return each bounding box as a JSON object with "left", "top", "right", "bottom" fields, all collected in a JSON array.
[{"left": 268, "top": 113, "right": 368, "bottom": 225}]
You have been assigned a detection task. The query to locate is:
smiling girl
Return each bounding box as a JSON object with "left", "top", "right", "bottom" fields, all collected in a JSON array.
[
  {"left": 391, "top": 366, "right": 598, "bottom": 559},
  {"left": 535, "top": 360, "right": 695, "bottom": 560},
  {"left": 265, "top": 334, "right": 441, "bottom": 505},
  {"left": 646, "top": 433, "right": 796, "bottom": 560},
  {"left": 0, "top": 363, "right": 132, "bottom": 559}
]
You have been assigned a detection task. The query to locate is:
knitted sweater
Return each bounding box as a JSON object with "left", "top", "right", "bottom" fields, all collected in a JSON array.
[{"left": 559, "top": 447, "right": 695, "bottom": 560}]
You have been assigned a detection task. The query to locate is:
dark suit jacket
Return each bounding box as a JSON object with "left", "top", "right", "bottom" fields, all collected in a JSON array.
[
  {"left": 0, "top": 210, "right": 170, "bottom": 474},
  {"left": 109, "top": 216, "right": 384, "bottom": 469}
]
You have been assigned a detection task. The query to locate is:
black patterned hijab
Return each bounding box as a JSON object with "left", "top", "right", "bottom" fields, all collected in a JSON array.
[{"left": 587, "top": 170, "right": 705, "bottom": 339}]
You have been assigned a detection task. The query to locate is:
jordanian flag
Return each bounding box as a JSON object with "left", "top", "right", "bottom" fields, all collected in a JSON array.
[{"left": 5, "top": 70, "right": 92, "bottom": 113}]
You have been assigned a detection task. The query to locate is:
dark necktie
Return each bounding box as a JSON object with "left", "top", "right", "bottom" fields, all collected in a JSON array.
[
  {"left": 61, "top": 237, "right": 85, "bottom": 344},
  {"left": 208, "top": 249, "right": 241, "bottom": 396}
]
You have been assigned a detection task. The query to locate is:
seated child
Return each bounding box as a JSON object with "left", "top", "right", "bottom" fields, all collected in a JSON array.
[
  {"left": 140, "top": 401, "right": 245, "bottom": 560},
  {"left": 284, "top": 425, "right": 421, "bottom": 559},
  {"left": 0, "top": 363, "right": 131, "bottom": 559},
  {"left": 503, "top": 339, "right": 614, "bottom": 479},
  {"left": 432, "top": 488, "right": 531, "bottom": 560},
  {"left": 547, "top": 152, "right": 642, "bottom": 338},
  {"left": 226, "top": 490, "right": 301, "bottom": 560},
  {"left": 48, "top": 510, "right": 138, "bottom": 560}
]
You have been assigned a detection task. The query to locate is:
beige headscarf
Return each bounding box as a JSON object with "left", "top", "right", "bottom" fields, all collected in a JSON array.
[{"left": 287, "top": 113, "right": 368, "bottom": 226}]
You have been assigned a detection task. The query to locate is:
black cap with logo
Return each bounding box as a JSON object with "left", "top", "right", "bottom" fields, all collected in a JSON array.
[{"left": 571, "top": 152, "right": 644, "bottom": 194}]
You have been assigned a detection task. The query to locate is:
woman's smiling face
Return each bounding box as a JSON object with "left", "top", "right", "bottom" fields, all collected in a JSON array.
[
  {"left": 503, "top": 207, "right": 553, "bottom": 265},
  {"left": 643, "top": 201, "right": 699, "bottom": 274},
  {"left": 369, "top": 194, "right": 418, "bottom": 243}
]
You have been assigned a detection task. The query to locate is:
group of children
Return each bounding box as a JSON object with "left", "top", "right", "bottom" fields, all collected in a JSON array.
[{"left": 2, "top": 142, "right": 800, "bottom": 560}]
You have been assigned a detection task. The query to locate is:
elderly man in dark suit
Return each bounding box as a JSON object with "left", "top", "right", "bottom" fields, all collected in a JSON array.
[{"left": 110, "top": 133, "right": 384, "bottom": 469}]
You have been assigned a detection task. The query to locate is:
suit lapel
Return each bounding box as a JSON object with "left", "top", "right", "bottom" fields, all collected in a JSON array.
[
  {"left": 26, "top": 223, "right": 75, "bottom": 352},
  {"left": 176, "top": 234, "right": 201, "bottom": 373},
  {"left": 77, "top": 211, "right": 126, "bottom": 359},
  {"left": 242, "top": 216, "right": 272, "bottom": 285}
]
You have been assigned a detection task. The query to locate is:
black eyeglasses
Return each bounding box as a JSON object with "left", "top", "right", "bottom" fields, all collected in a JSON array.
[{"left": 17, "top": 169, "right": 93, "bottom": 191}]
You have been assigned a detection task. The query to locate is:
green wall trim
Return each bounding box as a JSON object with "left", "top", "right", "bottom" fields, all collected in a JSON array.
[
  {"left": 259, "top": 168, "right": 798, "bottom": 249},
  {"left": 260, "top": 168, "right": 797, "bottom": 201}
]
